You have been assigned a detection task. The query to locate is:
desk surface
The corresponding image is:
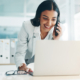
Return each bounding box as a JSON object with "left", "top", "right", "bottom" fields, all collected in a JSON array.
[
  {"left": 1, "top": 74, "right": 80, "bottom": 80},
  {"left": 1, "top": 63, "right": 80, "bottom": 80}
]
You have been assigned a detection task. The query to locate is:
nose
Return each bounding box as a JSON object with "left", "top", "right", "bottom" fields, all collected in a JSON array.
[{"left": 47, "top": 20, "right": 51, "bottom": 26}]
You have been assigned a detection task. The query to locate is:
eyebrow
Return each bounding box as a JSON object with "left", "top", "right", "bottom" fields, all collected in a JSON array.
[{"left": 43, "top": 15, "right": 57, "bottom": 18}]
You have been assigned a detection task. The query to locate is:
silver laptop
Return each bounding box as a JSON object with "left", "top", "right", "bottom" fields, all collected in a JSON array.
[{"left": 33, "top": 40, "right": 80, "bottom": 76}]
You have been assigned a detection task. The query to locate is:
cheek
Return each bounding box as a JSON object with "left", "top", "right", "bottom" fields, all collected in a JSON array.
[
  {"left": 52, "top": 21, "right": 56, "bottom": 26},
  {"left": 40, "top": 19, "right": 47, "bottom": 25}
]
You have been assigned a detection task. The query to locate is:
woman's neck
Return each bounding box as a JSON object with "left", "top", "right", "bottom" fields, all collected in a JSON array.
[{"left": 40, "top": 27, "right": 48, "bottom": 39}]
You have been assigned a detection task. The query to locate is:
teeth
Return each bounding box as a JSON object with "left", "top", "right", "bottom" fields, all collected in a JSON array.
[
  {"left": 46, "top": 26, "right": 50, "bottom": 28},
  {"left": 44, "top": 25, "right": 51, "bottom": 28}
]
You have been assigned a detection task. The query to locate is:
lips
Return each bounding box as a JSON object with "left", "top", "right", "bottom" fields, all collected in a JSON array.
[{"left": 44, "top": 25, "right": 51, "bottom": 29}]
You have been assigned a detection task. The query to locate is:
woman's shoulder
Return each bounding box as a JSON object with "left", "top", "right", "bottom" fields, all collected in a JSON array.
[
  {"left": 23, "top": 20, "right": 34, "bottom": 28},
  {"left": 23, "top": 20, "right": 34, "bottom": 32},
  {"left": 19, "top": 20, "right": 35, "bottom": 38}
]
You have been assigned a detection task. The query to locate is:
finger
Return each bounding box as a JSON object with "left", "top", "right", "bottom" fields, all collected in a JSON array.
[
  {"left": 57, "top": 27, "right": 62, "bottom": 32},
  {"left": 56, "top": 30, "right": 62, "bottom": 36},
  {"left": 56, "top": 30, "right": 60, "bottom": 34},
  {"left": 23, "top": 63, "right": 26, "bottom": 66},
  {"left": 58, "top": 22, "right": 60, "bottom": 25},
  {"left": 26, "top": 68, "right": 29, "bottom": 72},
  {"left": 57, "top": 23, "right": 61, "bottom": 29},
  {"left": 29, "top": 68, "right": 33, "bottom": 72},
  {"left": 23, "top": 63, "right": 28, "bottom": 70}
]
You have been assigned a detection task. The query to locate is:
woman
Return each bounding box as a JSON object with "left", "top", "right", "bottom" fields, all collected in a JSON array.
[{"left": 14, "top": 0, "right": 63, "bottom": 73}]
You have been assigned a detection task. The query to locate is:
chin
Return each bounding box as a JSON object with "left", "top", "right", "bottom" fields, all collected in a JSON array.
[{"left": 44, "top": 29, "right": 50, "bottom": 33}]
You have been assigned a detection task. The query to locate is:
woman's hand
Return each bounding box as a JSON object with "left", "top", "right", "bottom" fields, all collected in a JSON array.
[
  {"left": 18, "top": 63, "right": 33, "bottom": 73},
  {"left": 53, "top": 23, "right": 62, "bottom": 40}
]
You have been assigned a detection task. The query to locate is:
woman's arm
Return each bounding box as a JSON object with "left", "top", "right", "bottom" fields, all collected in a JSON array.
[{"left": 14, "top": 21, "right": 28, "bottom": 69}]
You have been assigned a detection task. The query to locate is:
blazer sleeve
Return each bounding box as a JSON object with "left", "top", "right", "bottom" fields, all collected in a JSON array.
[{"left": 14, "top": 21, "right": 28, "bottom": 69}]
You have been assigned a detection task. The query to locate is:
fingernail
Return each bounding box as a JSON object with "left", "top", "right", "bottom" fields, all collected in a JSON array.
[{"left": 27, "top": 68, "right": 29, "bottom": 72}]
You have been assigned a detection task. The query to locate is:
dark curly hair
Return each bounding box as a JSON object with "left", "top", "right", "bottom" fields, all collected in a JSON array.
[{"left": 30, "top": 0, "right": 60, "bottom": 27}]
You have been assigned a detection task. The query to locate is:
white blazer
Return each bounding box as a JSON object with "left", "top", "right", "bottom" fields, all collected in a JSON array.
[{"left": 14, "top": 20, "right": 64, "bottom": 68}]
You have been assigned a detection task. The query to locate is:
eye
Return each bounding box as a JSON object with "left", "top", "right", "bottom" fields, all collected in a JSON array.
[
  {"left": 43, "top": 18, "right": 48, "bottom": 20},
  {"left": 52, "top": 19, "right": 56, "bottom": 21}
]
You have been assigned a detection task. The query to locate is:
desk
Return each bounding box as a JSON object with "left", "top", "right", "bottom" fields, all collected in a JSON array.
[
  {"left": 0, "top": 74, "right": 80, "bottom": 80},
  {"left": 1, "top": 63, "right": 80, "bottom": 80}
]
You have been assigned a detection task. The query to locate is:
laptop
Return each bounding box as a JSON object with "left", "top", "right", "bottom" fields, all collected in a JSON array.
[{"left": 31, "top": 40, "right": 80, "bottom": 76}]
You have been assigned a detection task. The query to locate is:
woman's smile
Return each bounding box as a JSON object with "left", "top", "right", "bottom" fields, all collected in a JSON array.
[{"left": 44, "top": 25, "right": 51, "bottom": 29}]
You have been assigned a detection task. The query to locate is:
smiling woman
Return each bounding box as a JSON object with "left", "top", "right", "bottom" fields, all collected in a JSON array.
[
  {"left": 31, "top": 0, "right": 61, "bottom": 39},
  {"left": 39, "top": 10, "right": 58, "bottom": 39},
  {"left": 14, "top": 0, "right": 63, "bottom": 73}
]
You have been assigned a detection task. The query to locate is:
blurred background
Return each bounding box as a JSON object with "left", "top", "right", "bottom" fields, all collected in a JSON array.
[
  {"left": 0, "top": 0, "right": 80, "bottom": 72},
  {"left": 0, "top": 0, "right": 80, "bottom": 40}
]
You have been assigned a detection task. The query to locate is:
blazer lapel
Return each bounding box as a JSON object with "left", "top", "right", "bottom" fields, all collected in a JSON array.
[{"left": 32, "top": 27, "right": 40, "bottom": 56}]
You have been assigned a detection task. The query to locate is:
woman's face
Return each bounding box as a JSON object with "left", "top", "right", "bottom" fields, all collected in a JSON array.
[{"left": 40, "top": 10, "right": 58, "bottom": 33}]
